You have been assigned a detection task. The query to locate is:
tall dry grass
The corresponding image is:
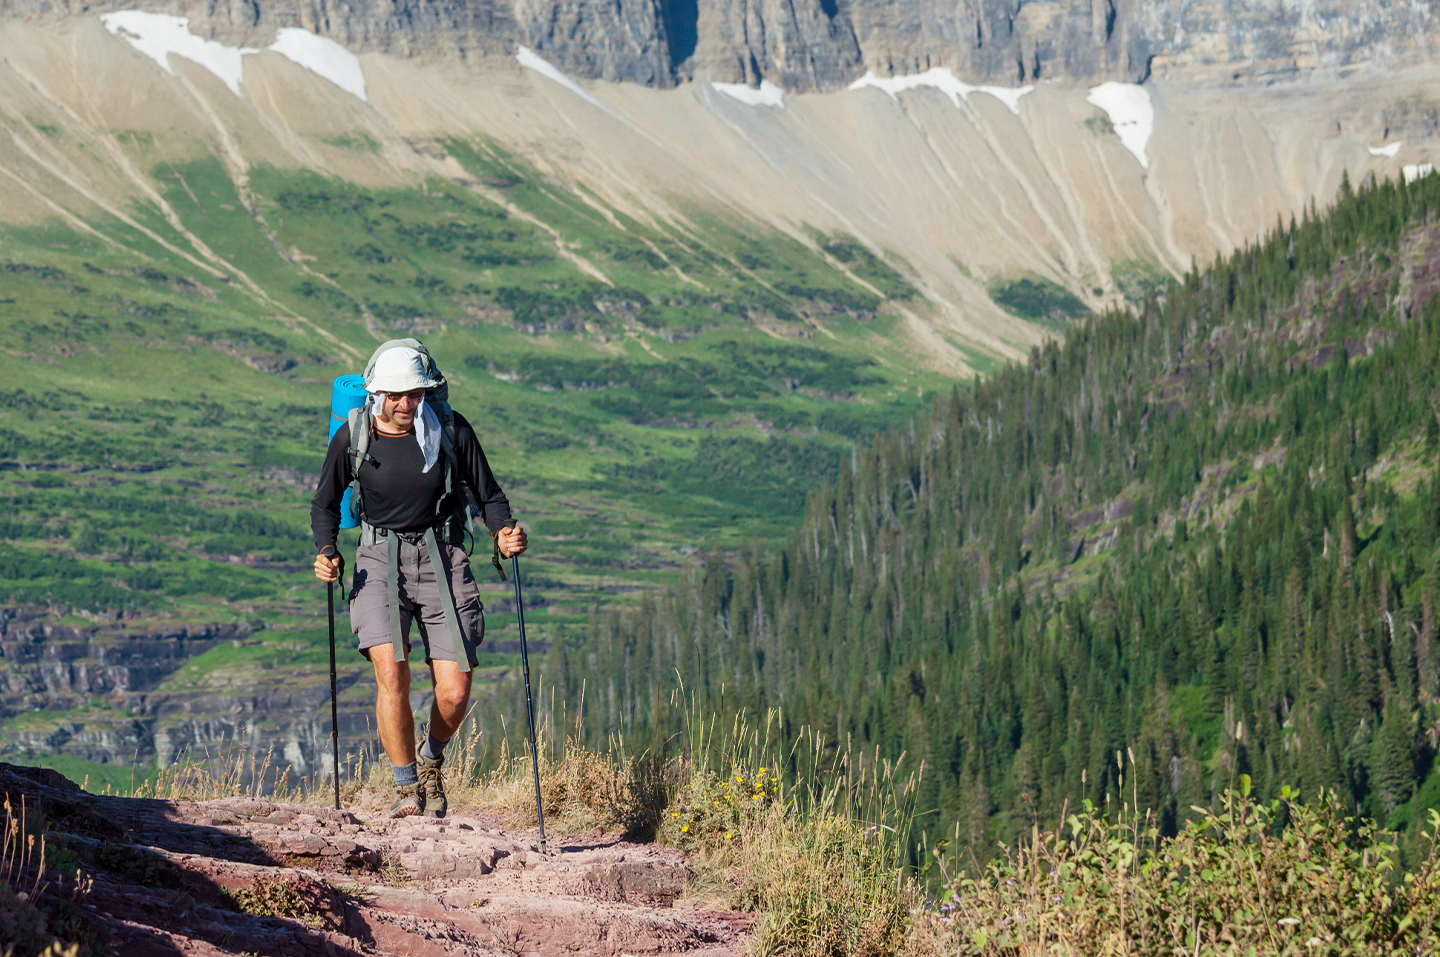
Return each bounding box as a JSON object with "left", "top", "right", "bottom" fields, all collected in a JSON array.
[
  {"left": 640, "top": 698, "right": 932, "bottom": 957},
  {"left": 1, "top": 796, "right": 83, "bottom": 957}
]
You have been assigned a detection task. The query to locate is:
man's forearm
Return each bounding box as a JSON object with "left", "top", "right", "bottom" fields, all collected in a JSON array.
[
  {"left": 311, "top": 503, "right": 342, "bottom": 553},
  {"left": 311, "top": 425, "right": 352, "bottom": 552}
]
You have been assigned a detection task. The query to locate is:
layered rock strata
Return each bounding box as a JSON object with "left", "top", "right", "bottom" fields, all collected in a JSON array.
[
  {"left": 0, "top": 606, "right": 550, "bottom": 781},
  {"left": 0, "top": 607, "right": 349, "bottom": 778},
  {"left": 1, "top": 0, "right": 1435, "bottom": 90}
]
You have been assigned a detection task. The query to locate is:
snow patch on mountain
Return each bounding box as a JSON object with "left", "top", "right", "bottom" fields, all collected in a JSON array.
[
  {"left": 101, "top": 12, "right": 366, "bottom": 99},
  {"left": 711, "top": 79, "right": 789, "bottom": 107},
  {"left": 848, "top": 68, "right": 1032, "bottom": 115},
  {"left": 100, "top": 12, "right": 255, "bottom": 95},
  {"left": 712, "top": 80, "right": 785, "bottom": 108},
  {"left": 516, "top": 47, "right": 604, "bottom": 108},
  {"left": 267, "top": 28, "right": 366, "bottom": 101},
  {"left": 1087, "top": 82, "right": 1153, "bottom": 169},
  {"left": 1405, "top": 163, "right": 1435, "bottom": 183}
]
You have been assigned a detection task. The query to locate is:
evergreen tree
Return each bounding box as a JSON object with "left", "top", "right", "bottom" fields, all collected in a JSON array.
[{"left": 1372, "top": 694, "right": 1416, "bottom": 814}]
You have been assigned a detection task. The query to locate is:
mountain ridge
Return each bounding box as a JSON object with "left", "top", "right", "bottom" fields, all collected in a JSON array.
[
  {"left": 4, "top": 11, "right": 1438, "bottom": 367},
  {"left": 4, "top": 0, "right": 1438, "bottom": 91}
]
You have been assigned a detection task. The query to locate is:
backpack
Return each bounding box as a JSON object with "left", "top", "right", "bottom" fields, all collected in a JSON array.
[{"left": 344, "top": 339, "right": 477, "bottom": 550}]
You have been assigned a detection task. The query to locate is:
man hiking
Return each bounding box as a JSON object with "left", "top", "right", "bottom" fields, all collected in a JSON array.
[{"left": 311, "top": 341, "right": 526, "bottom": 818}]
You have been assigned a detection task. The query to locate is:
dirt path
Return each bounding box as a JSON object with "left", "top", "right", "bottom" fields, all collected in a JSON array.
[{"left": 1, "top": 763, "right": 750, "bottom": 957}]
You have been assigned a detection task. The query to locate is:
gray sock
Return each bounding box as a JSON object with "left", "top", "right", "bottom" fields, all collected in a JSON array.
[
  {"left": 391, "top": 761, "right": 418, "bottom": 787},
  {"left": 419, "top": 729, "right": 448, "bottom": 762}
]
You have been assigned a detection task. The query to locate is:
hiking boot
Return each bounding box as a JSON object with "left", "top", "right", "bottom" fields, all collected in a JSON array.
[
  {"left": 389, "top": 783, "right": 424, "bottom": 818},
  {"left": 418, "top": 753, "right": 447, "bottom": 818}
]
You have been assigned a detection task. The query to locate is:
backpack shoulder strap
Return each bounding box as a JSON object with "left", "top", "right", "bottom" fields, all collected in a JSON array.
[
  {"left": 434, "top": 401, "right": 458, "bottom": 502},
  {"left": 432, "top": 402, "right": 480, "bottom": 552},
  {"left": 345, "top": 406, "right": 375, "bottom": 525},
  {"left": 435, "top": 401, "right": 457, "bottom": 457},
  {"left": 347, "top": 406, "right": 374, "bottom": 475}
]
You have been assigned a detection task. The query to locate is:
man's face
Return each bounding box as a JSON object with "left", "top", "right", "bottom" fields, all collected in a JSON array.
[{"left": 383, "top": 389, "right": 425, "bottom": 428}]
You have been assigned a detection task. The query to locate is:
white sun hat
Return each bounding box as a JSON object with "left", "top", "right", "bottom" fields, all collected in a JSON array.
[{"left": 365, "top": 346, "right": 440, "bottom": 394}]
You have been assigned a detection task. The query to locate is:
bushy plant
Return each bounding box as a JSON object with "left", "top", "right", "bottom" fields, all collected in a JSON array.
[
  {"left": 0, "top": 880, "right": 52, "bottom": 957},
  {"left": 418, "top": 721, "right": 670, "bottom": 838},
  {"left": 657, "top": 764, "right": 780, "bottom": 853},
  {"left": 928, "top": 779, "right": 1440, "bottom": 956},
  {"left": 222, "top": 876, "right": 332, "bottom": 929}
]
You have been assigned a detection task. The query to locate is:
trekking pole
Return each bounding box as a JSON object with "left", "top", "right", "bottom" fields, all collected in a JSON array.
[
  {"left": 321, "top": 546, "right": 342, "bottom": 812},
  {"left": 507, "top": 528, "right": 547, "bottom": 854}
]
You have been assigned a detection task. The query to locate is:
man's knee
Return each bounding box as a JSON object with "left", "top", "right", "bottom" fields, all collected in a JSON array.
[
  {"left": 435, "top": 681, "right": 470, "bottom": 713},
  {"left": 371, "top": 655, "right": 410, "bottom": 697},
  {"left": 431, "top": 668, "right": 472, "bottom": 714}
]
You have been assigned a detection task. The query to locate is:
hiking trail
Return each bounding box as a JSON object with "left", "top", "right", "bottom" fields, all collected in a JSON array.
[{"left": 1, "top": 763, "right": 750, "bottom": 957}]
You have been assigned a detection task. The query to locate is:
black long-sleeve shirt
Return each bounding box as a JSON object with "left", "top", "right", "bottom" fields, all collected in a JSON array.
[{"left": 310, "top": 410, "right": 512, "bottom": 552}]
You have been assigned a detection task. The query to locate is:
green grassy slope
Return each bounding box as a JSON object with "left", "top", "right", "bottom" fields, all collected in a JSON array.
[
  {"left": 0, "top": 137, "right": 966, "bottom": 767},
  {"left": 0, "top": 141, "right": 948, "bottom": 617}
]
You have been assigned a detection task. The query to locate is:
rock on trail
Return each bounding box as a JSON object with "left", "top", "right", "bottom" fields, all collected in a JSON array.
[{"left": 0, "top": 763, "right": 749, "bottom": 956}]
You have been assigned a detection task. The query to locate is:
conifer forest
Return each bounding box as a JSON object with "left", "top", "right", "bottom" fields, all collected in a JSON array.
[{"left": 525, "top": 172, "right": 1440, "bottom": 857}]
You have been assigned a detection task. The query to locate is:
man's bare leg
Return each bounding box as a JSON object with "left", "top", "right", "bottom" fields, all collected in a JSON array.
[
  {"left": 370, "top": 647, "right": 416, "bottom": 766},
  {"left": 414, "top": 659, "right": 472, "bottom": 818},
  {"left": 426, "top": 659, "right": 474, "bottom": 745}
]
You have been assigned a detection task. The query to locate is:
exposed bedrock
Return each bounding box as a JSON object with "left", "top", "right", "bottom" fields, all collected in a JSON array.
[
  {"left": 0, "top": 606, "right": 372, "bottom": 780},
  {"left": 0, "top": 762, "right": 751, "bottom": 956},
  {"left": 0, "top": 606, "right": 242, "bottom": 698},
  {"left": 1, "top": 0, "right": 1435, "bottom": 90}
]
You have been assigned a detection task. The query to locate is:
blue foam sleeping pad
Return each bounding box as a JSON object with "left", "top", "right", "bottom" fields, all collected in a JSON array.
[{"left": 329, "top": 374, "right": 368, "bottom": 529}]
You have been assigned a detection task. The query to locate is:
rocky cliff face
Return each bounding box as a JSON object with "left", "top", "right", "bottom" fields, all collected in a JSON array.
[
  {"left": 0, "top": 607, "right": 241, "bottom": 700},
  {"left": 0, "top": 606, "right": 547, "bottom": 785},
  {"left": 0, "top": 606, "right": 349, "bottom": 780},
  {"left": 2, "top": 0, "right": 1435, "bottom": 90}
]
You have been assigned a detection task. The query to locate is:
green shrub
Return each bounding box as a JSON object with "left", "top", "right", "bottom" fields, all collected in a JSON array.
[
  {"left": 658, "top": 765, "right": 781, "bottom": 853},
  {"left": 223, "top": 877, "right": 321, "bottom": 926},
  {"left": 930, "top": 782, "right": 1440, "bottom": 956},
  {"left": 988, "top": 276, "right": 1089, "bottom": 322},
  {"left": 0, "top": 880, "right": 53, "bottom": 957}
]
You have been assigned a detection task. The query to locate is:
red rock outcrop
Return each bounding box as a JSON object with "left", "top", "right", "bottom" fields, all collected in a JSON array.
[{"left": 0, "top": 763, "right": 749, "bottom": 956}]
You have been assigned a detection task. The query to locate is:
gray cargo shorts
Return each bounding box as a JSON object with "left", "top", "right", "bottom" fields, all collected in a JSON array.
[{"left": 349, "top": 538, "right": 483, "bottom": 666}]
